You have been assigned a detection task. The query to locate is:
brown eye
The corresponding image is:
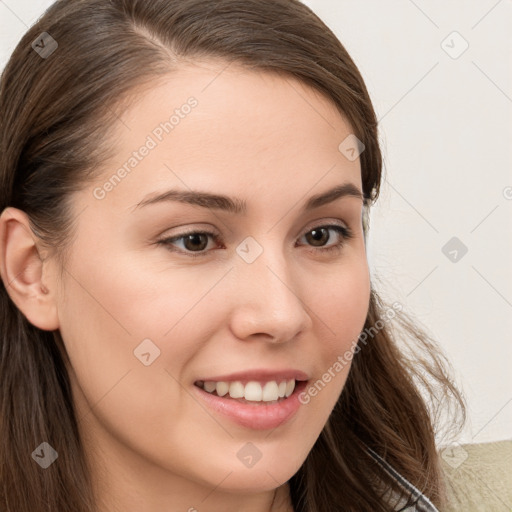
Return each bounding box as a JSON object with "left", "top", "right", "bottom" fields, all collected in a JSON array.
[
  {"left": 157, "top": 230, "right": 220, "bottom": 257},
  {"left": 298, "top": 224, "right": 353, "bottom": 255},
  {"left": 304, "top": 227, "right": 330, "bottom": 247},
  {"left": 182, "top": 233, "right": 209, "bottom": 252}
]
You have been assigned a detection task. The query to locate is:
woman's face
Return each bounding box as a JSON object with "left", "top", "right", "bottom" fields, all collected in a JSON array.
[{"left": 51, "top": 61, "right": 371, "bottom": 508}]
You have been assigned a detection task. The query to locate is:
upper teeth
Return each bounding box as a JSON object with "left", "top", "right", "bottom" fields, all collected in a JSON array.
[{"left": 201, "top": 379, "right": 296, "bottom": 402}]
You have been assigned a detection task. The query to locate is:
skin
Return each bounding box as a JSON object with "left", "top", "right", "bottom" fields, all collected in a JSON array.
[{"left": 0, "top": 60, "right": 371, "bottom": 512}]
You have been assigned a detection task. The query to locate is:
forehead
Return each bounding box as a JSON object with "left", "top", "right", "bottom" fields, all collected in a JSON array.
[{"left": 86, "top": 60, "right": 362, "bottom": 214}]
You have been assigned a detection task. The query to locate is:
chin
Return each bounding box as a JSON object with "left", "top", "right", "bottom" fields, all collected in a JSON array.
[{"left": 214, "top": 469, "right": 291, "bottom": 494}]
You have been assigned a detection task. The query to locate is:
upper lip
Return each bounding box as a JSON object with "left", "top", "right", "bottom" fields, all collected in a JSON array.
[{"left": 195, "top": 368, "right": 309, "bottom": 384}]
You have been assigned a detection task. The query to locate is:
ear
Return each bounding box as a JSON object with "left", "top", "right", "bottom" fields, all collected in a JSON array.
[{"left": 0, "top": 207, "right": 60, "bottom": 331}]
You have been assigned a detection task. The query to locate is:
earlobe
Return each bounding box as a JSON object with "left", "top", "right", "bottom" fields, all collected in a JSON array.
[{"left": 0, "top": 207, "right": 60, "bottom": 331}]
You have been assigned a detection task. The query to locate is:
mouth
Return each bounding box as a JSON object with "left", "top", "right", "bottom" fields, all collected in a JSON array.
[
  {"left": 194, "top": 378, "right": 300, "bottom": 404},
  {"left": 192, "top": 378, "right": 309, "bottom": 430}
]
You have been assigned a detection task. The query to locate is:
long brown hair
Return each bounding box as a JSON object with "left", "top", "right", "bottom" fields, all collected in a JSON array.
[{"left": 0, "top": 0, "right": 465, "bottom": 510}]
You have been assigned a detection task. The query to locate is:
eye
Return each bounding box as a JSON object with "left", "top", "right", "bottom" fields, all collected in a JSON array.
[
  {"left": 156, "top": 223, "right": 353, "bottom": 258},
  {"left": 297, "top": 224, "right": 353, "bottom": 255},
  {"left": 156, "top": 230, "right": 221, "bottom": 257}
]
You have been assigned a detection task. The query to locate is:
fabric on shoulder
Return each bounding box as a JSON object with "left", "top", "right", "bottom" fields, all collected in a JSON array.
[{"left": 365, "top": 445, "right": 440, "bottom": 512}]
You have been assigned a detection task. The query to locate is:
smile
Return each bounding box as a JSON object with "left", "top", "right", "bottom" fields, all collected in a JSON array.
[
  {"left": 192, "top": 378, "right": 308, "bottom": 430},
  {"left": 194, "top": 379, "right": 296, "bottom": 403}
]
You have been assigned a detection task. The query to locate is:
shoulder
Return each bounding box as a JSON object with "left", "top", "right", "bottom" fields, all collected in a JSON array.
[{"left": 366, "top": 446, "right": 440, "bottom": 512}]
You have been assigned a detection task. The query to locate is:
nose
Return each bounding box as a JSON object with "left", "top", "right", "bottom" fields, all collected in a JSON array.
[{"left": 228, "top": 244, "right": 313, "bottom": 343}]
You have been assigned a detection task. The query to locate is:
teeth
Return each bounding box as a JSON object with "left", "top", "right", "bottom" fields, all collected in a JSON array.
[
  {"left": 262, "top": 381, "right": 279, "bottom": 401},
  {"left": 201, "top": 379, "right": 296, "bottom": 402},
  {"left": 284, "top": 379, "right": 295, "bottom": 397},
  {"left": 215, "top": 381, "right": 229, "bottom": 397},
  {"left": 228, "top": 381, "right": 244, "bottom": 399},
  {"left": 204, "top": 381, "right": 216, "bottom": 393}
]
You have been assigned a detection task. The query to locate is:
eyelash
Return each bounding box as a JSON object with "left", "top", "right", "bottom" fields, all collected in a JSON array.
[{"left": 156, "top": 223, "right": 354, "bottom": 259}]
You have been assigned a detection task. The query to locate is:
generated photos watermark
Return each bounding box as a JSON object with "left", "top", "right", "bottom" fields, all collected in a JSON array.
[
  {"left": 93, "top": 97, "right": 198, "bottom": 200},
  {"left": 298, "top": 301, "right": 403, "bottom": 404}
]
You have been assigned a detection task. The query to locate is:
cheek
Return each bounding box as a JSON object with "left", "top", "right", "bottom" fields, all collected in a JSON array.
[
  {"left": 56, "top": 246, "right": 212, "bottom": 424},
  {"left": 56, "top": 255, "right": 221, "bottom": 477},
  {"left": 292, "top": 256, "right": 370, "bottom": 420},
  {"left": 310, "top": 256, "right": 370, "bottom": 356},
  {"left": 58, "top": 243, "right": 220, "bottom": 349}
]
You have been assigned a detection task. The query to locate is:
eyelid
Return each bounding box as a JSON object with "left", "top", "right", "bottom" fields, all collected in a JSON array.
[
  {"left": 158, "top": 218, "right": 348, "bottom": 243},
  {"left": 301, "top": 218, "right": 348, "bottom": 232}
]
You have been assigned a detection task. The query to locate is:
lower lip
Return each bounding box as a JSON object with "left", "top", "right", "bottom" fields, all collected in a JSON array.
[{"left": 192, "top": 381, "right": 308, "bottom": 430}]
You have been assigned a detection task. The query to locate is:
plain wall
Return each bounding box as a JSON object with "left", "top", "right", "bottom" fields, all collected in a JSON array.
[{"left": 1, "top": 0, "right": 511, "bottom": 444}]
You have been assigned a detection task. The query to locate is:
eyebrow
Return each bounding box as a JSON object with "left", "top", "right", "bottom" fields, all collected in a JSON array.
[{"left": 132, "top": 182, "right": 365, "bottom": 214}]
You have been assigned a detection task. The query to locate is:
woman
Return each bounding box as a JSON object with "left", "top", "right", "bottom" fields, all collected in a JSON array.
[{"left": 0, "top": 0, "right": 465, "bottom": 510}]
